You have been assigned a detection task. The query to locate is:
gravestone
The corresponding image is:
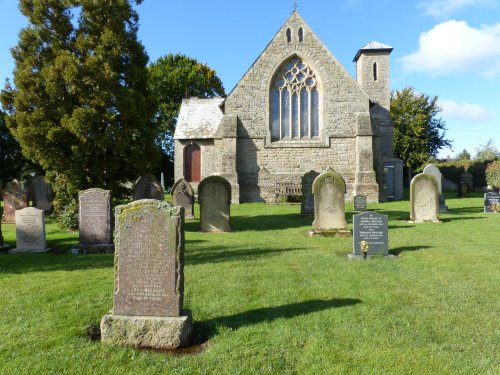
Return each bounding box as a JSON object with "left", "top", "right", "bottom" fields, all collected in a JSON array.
[
  {"left": 100, "top": 200, "right": 192, "bottom": 349},
  {"left": 460, "top": 171, "right": 474, "bottom": 191},
  {"left": 133, "top": 173, "right": 164, "bottom": 201},
  {"left": 458, "top": 181, "right": 470, "bottom": 197},
  {"left": 171, "top": 179, "right": 195, "bottom": 219},
  {"left": 484, "top": 192, "right": 500, "bottom": 212},
  {"left": 353, "top": 195, "right": 367, "bottom": 212},
  {"left": 2, "top": 180, "right": 28, "bottom": 223},
  {"left": 198, "top": 176, "right": 231, "bottom": 232},
  {"left": 0, "top": 207, "right": 8, "bottom": 251},
  {"left": 310, "top": 170, "right": 350, "bottom": 236},
  {"left": 73, "top": 188, "right": 114, "bottom": 254},
  {"left": 30, "top": 176, "right": 53, "bottom": 212},
  {"left": 301, "top": 170, "right": 319, "bottom": 214},
  {"left": 349, "top": 211, "right": 390, "bottom": 260},
  {"left": 9, "top": 207, "right": 50, "bottom": 253},
  {"left": 410, "top": 173, "right": 439, "bottom": 222},
  {"left": 423, "top": 164, "right": 448, "bottom": 211}
]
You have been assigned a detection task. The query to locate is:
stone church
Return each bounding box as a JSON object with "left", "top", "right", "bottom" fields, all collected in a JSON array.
[{"left": 174, "top": 10, "right": 403, "bottom": 203}]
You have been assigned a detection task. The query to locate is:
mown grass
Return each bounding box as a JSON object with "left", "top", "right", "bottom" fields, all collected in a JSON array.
[{"left": 0, "top": 191, "right": 498, "bottom": 374}]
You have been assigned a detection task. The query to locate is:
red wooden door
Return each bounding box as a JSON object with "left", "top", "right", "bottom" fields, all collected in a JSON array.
[{"left": 184, "top": 144, "right": 201, "bottom": 182}]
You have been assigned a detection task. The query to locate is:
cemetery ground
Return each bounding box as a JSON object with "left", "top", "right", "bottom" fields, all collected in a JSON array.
[{"left": 0, "top": 192, "right": 498, "bottom": 374}]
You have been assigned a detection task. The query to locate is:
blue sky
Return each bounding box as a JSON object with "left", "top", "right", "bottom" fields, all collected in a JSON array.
[{"left": 0, "top": 0, "right": 498, "bottom": 158}]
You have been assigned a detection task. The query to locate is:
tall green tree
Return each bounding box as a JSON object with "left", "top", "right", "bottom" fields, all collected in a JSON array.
[
  {"left": 148, "top": 53, "right": 226, "bottom": 156},
  {"left": 390, "top": 87, "right": 452, "bottom": 185},
  {"left": 474, "top": 139, "right": 498, "bottom": 162},
  {"left": 0, "top": 108, "right": 23, "bottom": 184},
  {"left": 1, "top": 0, "right": 159, "bottom": 225}
]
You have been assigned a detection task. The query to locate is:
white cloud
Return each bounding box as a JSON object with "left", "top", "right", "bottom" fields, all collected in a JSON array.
[
  {"left": 419, "top": 0, "right": 498, "bottom": 18},
  {"left": 439, "top": 99, "right": 493, "bottom": 122},
  {"left": 401, "top": 20, "right": 500, "bottom": 77}
]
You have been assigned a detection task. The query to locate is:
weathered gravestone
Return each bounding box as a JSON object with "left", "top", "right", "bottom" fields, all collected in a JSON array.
[
  {"left": 198, "top": 176, "right": 231, "bottom": 232},
  {"left": 73, "top": 189, "right": 114, "bottom": 254},
  {"left": 423, "top": 164, "right": 448, "bottom": 211},
  {"left": 349, "top": 211, "right": 390, "bottom": 260},
  {"left": 458, "top": 181, "right": 470, "bottom": 197},
  {"left": 460, "top": 171, "right": 474, "bottom": 191},
  {"left": 310, "top": 170, "right": 350, "bottom": 236},
  {"left": 133, "top": 173, "right": 164, "bottom": 201},
  {"left": 353, "top": 195, "right": 367, "bottom": 212},
  {"left": 484, "top": 192, "right": 500, "bottom": 212},
  {"left": 301, "top": 170, "right": 319, "bottom": 214},
  {"left": 100, "top": 200, "right": 192, "bottom": 349},
  {"left": 410, "top": 173, "right": 439, "bottom": 222},
  {"left": 30, "top": 176, "right": 53, "bottom": 212},
  {"left": 171, "top": 179, "right": 195, "bottom": 219},
  {"left": 9, "top": 207, "right": 50, "bottom": 253},
  {"left": 2, "top": 180, "right": 28, "bottom": 223}
]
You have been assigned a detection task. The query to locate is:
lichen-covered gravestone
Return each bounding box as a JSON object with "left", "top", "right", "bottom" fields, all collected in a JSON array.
[
  {"left": 2, "top": 180, "right": 28, "bottom": 223},
  {"left": 349, "top": 211, "right": 390, "bottom": 260},
  {"left": 133, "top": 173, "right": 164, "bottom": 201},
  {"left": 74, "top": 188, "right": 114, "bottom": 254},
  {"left": 301, "top": 170, "right": 319, "bottom": 214},
  {"left": 410, "top": 173, "right": 439, "bottom": 222},
  {"left": 423, "top": 164, "right": 448, "bottom": 211},
  {"left": 171, "top": 179, "right": 195, "bottom": 219},
  {"left": 30, "top": 176, "right": 53, "bottom": 212},
  {"left": 100, "top": 200, "right": 192, "bottom": 349},
  {"left": 198, "top": 176, "right": 231, "bottom": 232},
  {"left": 9, "top": 207, "right": 50, "bottom": 253},
  {"left": 353, "top": 195, "right": 367, "bottom": 212},
  {"left": 310, "top": 170, "right": 350, "bottom": 236}
]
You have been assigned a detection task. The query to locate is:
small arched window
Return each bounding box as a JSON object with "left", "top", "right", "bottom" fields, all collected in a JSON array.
[
  {"left": 184, "top": 143, "right": 201, "bottom": 182},
  {"left": 286, "top": 28, "right": 291, "bottom": 43},
  {"left": 298, "top": 28, "right": 303, "bottom": 42},
  {"left": 373, "top": 62, "right": 378, "bottom": 81},
  {"left": 270, "top": 57, "right": 320, "bottom": 141}
]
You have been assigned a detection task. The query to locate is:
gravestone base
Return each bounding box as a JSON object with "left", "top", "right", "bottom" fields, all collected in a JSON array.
[
  {"left": 306, "top": 229, "right": 352, "bottom": 237},
  {"left": 439, "top": 196, "right": 448, "bottom": 212},
  {"left": 71, "top": 244, "right": 114, "bottom": 254},
  {"left": 100, "top": 310, "right": 193, "bottom": 350},
  {"left": 0, "top": 244, "right": 11, "bottom": 252},
  {"left": 9, "top": 247, "right": 51, "bottom": 254},
  {"left": 348, "top": 254, "right": 397, "bottom": 261}
]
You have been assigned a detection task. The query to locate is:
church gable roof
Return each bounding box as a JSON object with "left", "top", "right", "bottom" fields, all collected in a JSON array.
[{"left": 174, "top": 97, "right": 224, "bottom": 139}]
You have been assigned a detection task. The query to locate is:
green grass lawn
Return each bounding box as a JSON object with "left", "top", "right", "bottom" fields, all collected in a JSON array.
[{"left": 0, "top": 192, "right": 498, "bottom": 374}]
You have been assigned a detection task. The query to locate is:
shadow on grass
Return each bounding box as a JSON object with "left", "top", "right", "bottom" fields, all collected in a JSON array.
[
  {"left": 228, "top": 214, "right": 312, "bottom": 232},
  {"left": 372, "top": 209, "right": 409, "bottom": 221},
  {"left": 0, "top": 253, "right": 113, "bottom": 274},
  {"left": 196, "top": 298, "right": 361, "bottom": 339},
  {"left": 445, "top": 206, "right": 485, "bottom": 215},
  {"left": 389, "top": 245, "right": 432, "bottom": 255},
  {"left": 186, "top": 246, "right": 303, "bottom": 265}
]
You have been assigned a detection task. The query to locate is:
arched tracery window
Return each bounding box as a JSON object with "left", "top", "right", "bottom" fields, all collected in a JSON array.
[{"left": 270, "top": 57, "right": 320, "bottom": 141}]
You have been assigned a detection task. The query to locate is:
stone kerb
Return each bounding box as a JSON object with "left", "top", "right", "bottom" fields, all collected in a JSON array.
[
  {"left": 301, "top": 170, "right": 319, "bottom": 214},
  {"left": 198, "top": 176, "right": 231, "bottom": 232},
  {"left": 133, "top": 173, "right": 164, "bottom": 201},
  {"left": 410, "top": 173, "right": 440, "bottom": 222},
  {"left": 73, "top": 188, "right": 114, "bottom": 254},
  {"left": 171, "top": 179, "right": 195, "bottom": 219},
  {"left": 310, "top": 170, "right": 350, "bottom": 236},
  {"left": 100, "top": 199, "right": 192, "bottom": 349},
  {"left": 423, "top": 164, "right": 448, "bottom": 212},
  {"left": 10, "top": 207, "right": 50, "bottom": 253}
]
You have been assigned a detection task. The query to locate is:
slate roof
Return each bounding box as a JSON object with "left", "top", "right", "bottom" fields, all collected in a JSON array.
[
  {"left": 353, "top": 41, "right": 393, "bottom": 62},
  {"left": 174, "top": 97, "right": 224, "bottom": 139}
]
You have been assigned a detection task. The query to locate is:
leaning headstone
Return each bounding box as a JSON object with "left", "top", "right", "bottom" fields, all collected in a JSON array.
[
  {"left": 100, "top": 200, "right": 192, "bottom": 349},
  {"left": 2, "top": 180, "right": 28, "bottom": 223},
  {"left": 353, "top": 195, "right": 367, "bottom": 212},
  {"left": 301, "top": 170, "right": 319, "bottom": 214},
  {"left": 349, "top": 211, "right": 390, "bottom": 260},
  {"left": 72, "top": 188, "right": 114, "bottom": 254},
  {"left": 410, "top": 173, "right": 439, "bottom": 222},
  {"left": 423, "top": 164, "right": 448, "bottom": 211},
  {"left": 460, "top": 171, "right": 474, "bottom": 191},
  {"left": 171, "top": 179, "right": 195, "bottom": 219},
  {"left": 9, "top": 207, "right": 50, "bottom": 253},
  {"left": 484, "top": 191, "right": 500, "bottom": 212},
  {"left": 198, "top": 176, "right": 231, "bottom": 232},
  {"left": 309, "top": 170, "right": 350, "bottom": 236},
  {"left": 30, "top": 176, "right": 53, "bottom": 212},
  {"left": 133, "top": 173, "right": 164, "bottom": 201}
]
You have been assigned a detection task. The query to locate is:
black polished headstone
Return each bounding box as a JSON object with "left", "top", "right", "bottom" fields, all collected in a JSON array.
[{"left": 352, "top": 211, "right": 388, "bottom": 256}]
